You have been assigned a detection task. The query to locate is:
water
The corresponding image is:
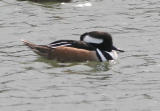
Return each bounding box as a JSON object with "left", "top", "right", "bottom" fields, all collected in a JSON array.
[{"left": 0, "top": 0, "right": 160, "bottom": 111}]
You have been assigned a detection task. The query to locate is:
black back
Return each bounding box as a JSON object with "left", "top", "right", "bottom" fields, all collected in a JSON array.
[{"left": 49, "top": 40, "right": 96, "bottom": 50}]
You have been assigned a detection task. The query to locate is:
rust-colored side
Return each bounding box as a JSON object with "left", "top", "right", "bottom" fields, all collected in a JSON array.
[{"left": 49, "top": 46, "right": 99, "bottom": 62}]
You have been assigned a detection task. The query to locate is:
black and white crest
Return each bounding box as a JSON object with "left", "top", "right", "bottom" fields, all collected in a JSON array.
[
  {"left": 81, "top": 34, "right": 103, "bottom": 44},
  {"left": 80, "top": 31, "right": 113, "bottom": 52}
]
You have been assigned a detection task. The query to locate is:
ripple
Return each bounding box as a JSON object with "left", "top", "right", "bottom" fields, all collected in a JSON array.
[{"left": 1, "top": 0, "right": 160, "bottom": 111}]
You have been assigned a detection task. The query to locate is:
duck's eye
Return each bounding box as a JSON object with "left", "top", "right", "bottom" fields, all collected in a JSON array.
[{"left": 83, "top": 35, "right": 103, "bottom": 44}]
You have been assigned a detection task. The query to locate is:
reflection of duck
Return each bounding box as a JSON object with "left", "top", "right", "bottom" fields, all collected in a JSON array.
[
  {"left": 22, "top": 31, "right": 124, "bottom": 62},
  {"left": 18, "top": 0, "right": 71, "bottom": 3}
]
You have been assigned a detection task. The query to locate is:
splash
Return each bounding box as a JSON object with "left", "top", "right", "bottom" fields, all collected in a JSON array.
[{"left": 74, "top": 2, "right": 92, "bottom": 8}]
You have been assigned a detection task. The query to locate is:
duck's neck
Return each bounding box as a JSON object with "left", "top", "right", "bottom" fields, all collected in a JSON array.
[{"left": 96, "top": 49, "right": 118, "bottom": 62}]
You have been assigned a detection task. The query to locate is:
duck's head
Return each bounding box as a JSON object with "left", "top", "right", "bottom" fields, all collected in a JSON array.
[{"left": 80, "top": 31, "right": 124, "bottom": 52}]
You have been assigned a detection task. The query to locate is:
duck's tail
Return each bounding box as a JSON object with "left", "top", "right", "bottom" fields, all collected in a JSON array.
[{"left": 21, "top": 40, "right": 52, "bottom": 58}]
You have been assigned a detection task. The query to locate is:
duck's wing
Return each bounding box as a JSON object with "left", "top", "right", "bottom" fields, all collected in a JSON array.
[
  {"left": 22, "top": 40, "right": 96, "bottom": 55},
  {"left": 48, "top": 40, "right": 96, "bottom": 50},
  {"left": 22, "top": 40, "right": 98, "bottom": 62}
]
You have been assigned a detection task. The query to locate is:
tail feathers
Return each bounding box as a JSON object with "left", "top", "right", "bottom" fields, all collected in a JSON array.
[
  {"left": 21, "top": 40, "right": 37, "bottom": 49},
  {"left": 22, "top": 40, "right": 52, "bottom": 58}
]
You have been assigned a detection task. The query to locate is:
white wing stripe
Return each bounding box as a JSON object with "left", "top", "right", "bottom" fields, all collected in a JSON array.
[
  {"left": 50, "top": 44, "right": 71, "bottom": 48},
  {"left": 50, "top": 42, "right": 69, "bottom": 45}
]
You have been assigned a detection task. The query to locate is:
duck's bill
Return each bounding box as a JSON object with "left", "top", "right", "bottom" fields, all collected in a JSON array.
[{"left": 112, "top": 46, "right": 125, "bottom": 52}]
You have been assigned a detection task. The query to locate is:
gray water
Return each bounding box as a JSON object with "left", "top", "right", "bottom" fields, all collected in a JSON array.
[{"left": 1, "top": 0, "right": 160, "bottom": 111}]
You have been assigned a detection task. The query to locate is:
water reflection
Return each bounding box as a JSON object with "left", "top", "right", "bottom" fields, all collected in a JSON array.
[
  {"left": 17, "top": 0, "right": 71, "bottom": 3},
  {"left": 1, "top": 0, "right": 160, "bottom": 111},
  {"left": 35, "top": 57, "right": 111, "bottom": 72}
]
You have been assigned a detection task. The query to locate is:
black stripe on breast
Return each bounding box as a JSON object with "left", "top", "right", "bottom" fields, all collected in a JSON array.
[
  {"left": 95, "top": 49, "right": 113, "bottom": 62},
  {"left": 96, "top": 50, "right": 102, "bottom": 62},
  {"left": 101, "top": 51, "right": 113, "bottom": 60}
]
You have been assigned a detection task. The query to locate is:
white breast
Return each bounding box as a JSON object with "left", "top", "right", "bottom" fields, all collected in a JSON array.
[{"left": 107, "top": 50, "right": 118, "bottom": 60}]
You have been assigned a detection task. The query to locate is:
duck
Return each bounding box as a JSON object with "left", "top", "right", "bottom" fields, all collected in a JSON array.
[{"left": 22, "top": 31, "right": 124, "bottom": 62}]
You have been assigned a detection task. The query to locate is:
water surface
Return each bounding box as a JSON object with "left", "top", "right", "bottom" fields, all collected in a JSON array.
[{"left": 0, "top": 0, "right": 160, "bottom": 111}]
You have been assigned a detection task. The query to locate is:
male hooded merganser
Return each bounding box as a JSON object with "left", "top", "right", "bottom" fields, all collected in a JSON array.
[{"left": 22, "top": 31, "right": 124, "bottom": 62}]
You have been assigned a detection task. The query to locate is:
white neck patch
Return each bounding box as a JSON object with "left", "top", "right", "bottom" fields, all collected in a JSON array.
[{"left": 83, "top": 35, "right": 103, "bottom": 44}]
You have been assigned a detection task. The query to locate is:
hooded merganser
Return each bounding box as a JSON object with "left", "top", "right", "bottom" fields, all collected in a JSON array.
[{"left": 22, "top": 31, "right": 124, "bottom": 62}]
